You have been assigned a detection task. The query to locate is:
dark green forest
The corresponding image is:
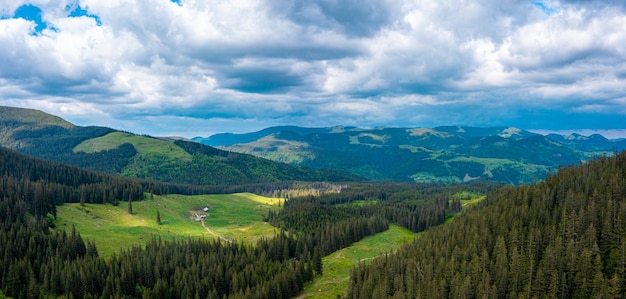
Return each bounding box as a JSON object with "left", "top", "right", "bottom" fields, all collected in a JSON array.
[
  {"left": 0, "top": 146, "right": 481, "bottom": 298},
  {"left": 347, "top": 152, "right": 626, "bottom": 298}
]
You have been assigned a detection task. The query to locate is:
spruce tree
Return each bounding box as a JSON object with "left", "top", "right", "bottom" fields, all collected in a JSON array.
[
  {"left": 312, "top": 247, "right": 323, "bottom": 275},
  {"left": 156, "top": 209, "right": 162, "bottom": 225}
]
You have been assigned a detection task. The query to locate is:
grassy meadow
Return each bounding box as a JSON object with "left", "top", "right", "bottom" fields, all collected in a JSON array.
[
  {"left": 299, "top": 192, "right": 485, "bottom": 298},
  {"left": 299, "top": 225, "right": 416, "bottom": 298},
  {"left": 452, "top": 190, "right": 487, "bottom": 208},
  {"left": 56, "top": 193, "right": 281, "bottom": 257}
]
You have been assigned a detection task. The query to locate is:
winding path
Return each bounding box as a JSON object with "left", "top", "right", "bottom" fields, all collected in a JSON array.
[{"left": 200, "top": 219, "right": 230, "bottom": 242}]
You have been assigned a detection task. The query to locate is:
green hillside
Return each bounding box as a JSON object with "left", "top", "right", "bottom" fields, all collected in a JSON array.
[
  {"left": 0, "top": 105, "right": 86, "bottom": 149},
  {"left": 0, "top": 105, "right": 73, "bottom": 128},
  {"left": 57, "top": 192, "right": 281, "bottom": 257},
  {"left": 73, "top": 131, "right": 192, "bottom": 160}
]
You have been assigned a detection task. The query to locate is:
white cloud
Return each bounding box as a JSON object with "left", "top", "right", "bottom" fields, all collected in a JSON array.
[{"left": 0, "top": 0, "right": 625, "bottom": 136}]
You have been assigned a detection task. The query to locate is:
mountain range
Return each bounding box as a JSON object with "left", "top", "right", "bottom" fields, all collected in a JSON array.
[
  {"left": 2, "top": 105, "right": 624, "bottom": 186},
  {"left": 0, "top": 106, "right": 358, "bottom": 187},
  {"left": 194, "top": 125, "right": 626, "bottom": 184}
]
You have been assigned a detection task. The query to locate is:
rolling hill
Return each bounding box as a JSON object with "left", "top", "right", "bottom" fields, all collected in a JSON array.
[
  {"left": 194, "top": 125, "right": 626, "bottom": 184},
  {"left": 0, "top": 105, "right": 359, "bottom": 186}
]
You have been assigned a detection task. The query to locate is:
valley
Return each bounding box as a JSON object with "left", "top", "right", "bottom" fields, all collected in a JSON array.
[
  {"left": 1, "top": 105, "right": 626, "bottom": 298},
  {"left": 2, "top": 1, "right": 626, "bottom": 298},
  {"left": 300, "top": 225, "right": 415, "bottom": 299}
]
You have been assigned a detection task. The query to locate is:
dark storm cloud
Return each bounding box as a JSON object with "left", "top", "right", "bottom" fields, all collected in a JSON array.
[
  {"left": 218, "top": 69, "right": 303, "bottom": 94},
  {"left": 268, "top": 0, "right": 400, "bottom": 38}
]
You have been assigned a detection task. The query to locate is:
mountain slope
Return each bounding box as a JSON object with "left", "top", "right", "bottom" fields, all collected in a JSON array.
[
  {"left": 0, "top": 105, "right": 73, "bottom": 128},
  {"left": 194, "top": 126, "right": 624, "bottom": 184},
  {"left": 0, "top": 106, "right": 358, "bottom": 185}
]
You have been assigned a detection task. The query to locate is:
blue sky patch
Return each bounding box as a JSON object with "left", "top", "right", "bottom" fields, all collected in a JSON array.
[
  {"left": 170, "top": 0, "right": 182, "bottom": 7},
  {"left": 66, "top": 3, "right": 102, "bottom": 26},
  {"left": 13, "top": 4, "right": 48, "bottom": 34},
  {"left": 532, "top": 1, "right": 559, "bottom": 16}
]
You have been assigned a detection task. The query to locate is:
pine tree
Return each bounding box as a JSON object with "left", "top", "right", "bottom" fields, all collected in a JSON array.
[
  {"left": 128, "top": 194, "right": 133, "bottom": 215},
  {"left": 312, "top": 247, "right": 323, "bottom": 276},
  {"left": 156, "top": 209, "right": 162, "bottom": 225}
]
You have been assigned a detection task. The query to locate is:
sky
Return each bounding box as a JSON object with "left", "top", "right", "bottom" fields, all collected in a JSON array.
[{"left": 1, "top": 0, "right": 626, "bottom": 138}]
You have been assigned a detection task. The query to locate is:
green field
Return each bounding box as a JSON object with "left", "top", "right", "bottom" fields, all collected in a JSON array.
[
  {"left": 299, "top": 225, "right": 416, "bottom": 298},
  {"left": 452, "top": 191, "right": 487, "bottom": 208},
  {"left": 56, "top": 193, "right": 281, "bottom": 257},
  {"left": 73, "top": 131, "right": 192, "bottom": 160},
  {"left": 445, "top": 192, "right": 487, "bottom": 225}
]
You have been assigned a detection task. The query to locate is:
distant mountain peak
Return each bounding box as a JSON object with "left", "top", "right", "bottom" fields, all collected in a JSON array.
[
  {"left": 565, "top": 133, "right": 587, "bottom": 140},
  {"left": 0, "top": 105, "right": 74, "bottom": 128}
]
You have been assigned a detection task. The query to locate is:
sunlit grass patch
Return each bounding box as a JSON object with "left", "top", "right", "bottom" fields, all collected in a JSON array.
[
  {"left": 299, "top": 225, "right": 415, "bottom": 298},
  {"left": 73, "top": 132, "right": 192, "bottom": 161},
  {"left": 56, "top": 193, "right": 281, "bottom": 257}
]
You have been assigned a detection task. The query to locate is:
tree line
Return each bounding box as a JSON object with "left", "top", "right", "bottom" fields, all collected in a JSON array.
[{"left": 269, "top": 181, "right": 499, "bottom": 234}]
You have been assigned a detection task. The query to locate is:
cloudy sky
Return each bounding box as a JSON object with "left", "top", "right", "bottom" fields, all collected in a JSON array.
[{"left": 1, "top": 0, "right": 626, "bottom": 138}]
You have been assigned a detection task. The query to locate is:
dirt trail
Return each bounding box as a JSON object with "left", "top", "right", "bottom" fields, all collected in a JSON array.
[{"left": 201, "top": 219, "right": 230, "bottom": 242}]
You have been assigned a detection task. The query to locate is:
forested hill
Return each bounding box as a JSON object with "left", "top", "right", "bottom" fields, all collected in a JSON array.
[
  {"left": 347, "top": 151, "right": 626, "bottom": 298},
  {"left": 0, "top": 105, "right": 358, "bottom": 185},
  {"left": 0, "top": 145, "right": 323, "bottom": 298},
  {"left": 0, "top": 145, "right": 248, "bottom": 219},
  {"left": 195, "top": 125, "right": 626, "bottom": 184}
]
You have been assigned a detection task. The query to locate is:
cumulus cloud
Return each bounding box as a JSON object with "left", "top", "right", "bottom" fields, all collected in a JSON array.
[{"left": 0, "top": 0, "right": 625, "bottom": 137}]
